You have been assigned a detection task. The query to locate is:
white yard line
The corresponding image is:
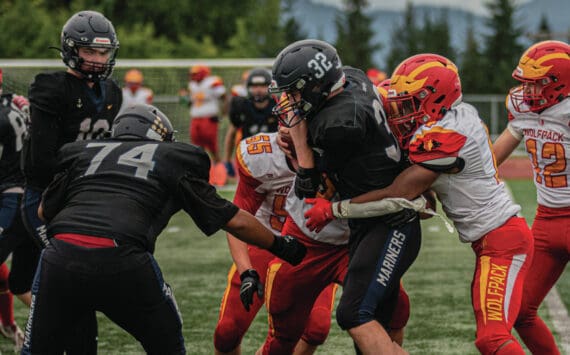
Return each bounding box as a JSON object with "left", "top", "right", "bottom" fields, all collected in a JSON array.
[{"left": 504, "top": 183, "right": 570, "bottom": 354}]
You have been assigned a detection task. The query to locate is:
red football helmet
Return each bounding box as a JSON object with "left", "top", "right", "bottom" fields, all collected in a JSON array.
[
  {"left": 510, "top": 40, "right": 570, "bottom": 113},
  {"left": 387, "top": 53, "right": 462, "bottom": 149},
  {"left": 189, "top": 65, "right": 211, "bottom": 82}
]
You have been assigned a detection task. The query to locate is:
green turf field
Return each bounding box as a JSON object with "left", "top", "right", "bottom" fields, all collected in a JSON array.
[{"left": 3, "top": 181, "right": 569, "bottom": 354}]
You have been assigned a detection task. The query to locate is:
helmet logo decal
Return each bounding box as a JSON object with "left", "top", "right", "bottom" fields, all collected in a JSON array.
[
  {"left": 93, "top": 37, "right": 111, "bottom": 45},
  {"left": 308, "top": 52, "right": 333, "bottom": 79}
]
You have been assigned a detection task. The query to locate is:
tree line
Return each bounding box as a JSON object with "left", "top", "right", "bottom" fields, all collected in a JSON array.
[{"left": 0, "top": 0, "right": 558, "bottom": 93}]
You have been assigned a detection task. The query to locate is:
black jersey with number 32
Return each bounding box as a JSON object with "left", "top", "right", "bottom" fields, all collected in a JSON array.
[
  {"left": 24, "top": 71, "right": 122, "bottom": 189},
  {"left": 42, "top": 139, "right": 239, "bottom": 253},
  {"left": 307, "top": 67, "right": 404, "bottom": 199}
]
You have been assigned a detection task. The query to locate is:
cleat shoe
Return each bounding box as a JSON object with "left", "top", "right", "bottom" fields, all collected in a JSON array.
[{"left": 0, "top": 323, "right": 25, "bottom": 352}]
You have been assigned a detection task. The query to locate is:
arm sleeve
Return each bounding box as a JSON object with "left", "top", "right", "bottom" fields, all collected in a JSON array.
[{"left": 27, "top": 74, "right": 65, "bottom": 184}]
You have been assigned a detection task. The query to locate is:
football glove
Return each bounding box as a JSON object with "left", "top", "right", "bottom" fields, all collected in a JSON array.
[
  {"left": 269, "top": 235, "right": 307, "bottom": 266},
  {"left": 295, "top": 167, "right": 321, "bottom": 199},
  {"left": 304, "top": 197, "right": 335, "bottom": 233},
  {"left": 239, "top": 269, "right": 263, "bottom": 311},
  {"left": 224, "top": 161, "right": 236, "bottom": 177}
]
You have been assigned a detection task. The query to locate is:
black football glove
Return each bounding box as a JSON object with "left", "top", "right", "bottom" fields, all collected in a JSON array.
[
  {"left": 239, "top": 269, "right": 263, "bottom": 311},
  {"left": 269, "top": 235, "right": 307, "bottom": 266},
  {"left": 380, "top": 208, "right": 418, "bottom": 228},
  {"left": 294, "top": 167, "right": 321, "bottom": 199}
]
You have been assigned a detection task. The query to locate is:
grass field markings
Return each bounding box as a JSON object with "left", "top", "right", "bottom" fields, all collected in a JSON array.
[
  {"left": 427, "top": 225, "right": 441, "bottom": 233},
  {"left": 504, "top": 182, "right": 570, "bottom": 354},
  {"left": 166, "top": 226, "right": 181, "bottom": 233},
  {"left": 544, "top": 287, "right": 570, "bottom": 355}
]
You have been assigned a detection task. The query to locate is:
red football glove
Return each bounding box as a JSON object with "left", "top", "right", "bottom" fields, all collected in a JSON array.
[{"left": 304, "top": 197, "right": 335, "bottom": 233}]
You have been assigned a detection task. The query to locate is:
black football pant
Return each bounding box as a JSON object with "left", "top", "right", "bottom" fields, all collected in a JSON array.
[
  {"left": 336, "top": 216, "right": 422, "bottom": 331},
  {"left": 22, "top": 239, "right": 185, "bottom": 355},
  {"left": 0, "top": 192, "right": 41, "bottom": 294}
]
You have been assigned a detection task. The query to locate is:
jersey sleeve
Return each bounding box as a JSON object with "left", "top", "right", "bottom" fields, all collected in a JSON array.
[
  {"left": 211, "top": 76, "right": 226, "bottom": 97},
  {"left": 176, "top": 174, "right": 239, "bottom": 236},
  {"left": 233, "top": 157, "right": 265, "bottom": 214},
  {"left": 166, "top": 143, "right": 238, "bottom": 236},
  {"left": 408, "top": 126, "right": 467, "bottom": 172}
]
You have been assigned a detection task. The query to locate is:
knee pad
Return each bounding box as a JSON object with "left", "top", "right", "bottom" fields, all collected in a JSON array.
[
  {"left": 213, "top": 319, "right": 242, "bottom": 353},
  {"left": 302, "top": 309, "right": 331, "bottom": 346},
  {"left": 336, "top": 301, "right": 372, "bottom": 331}
]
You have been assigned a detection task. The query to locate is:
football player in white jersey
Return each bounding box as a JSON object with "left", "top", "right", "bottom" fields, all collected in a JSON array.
[
  {"left": 213, "top": 131, "right": 342, "bottom": 355},
  {"left": 185, "top": 65, "right": 226, "bottom": 163},
  {"left": 120, "top": 69, "right": 153, "bottom": 111},
  {"left": 304, "top": 54, "right": 534, "bottom": 355},
  {"left": 493, "top": 40, "right": 570, "bottom": 355}
]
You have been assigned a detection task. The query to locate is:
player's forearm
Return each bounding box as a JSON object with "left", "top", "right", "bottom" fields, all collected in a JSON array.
[
  {"left": 224, "top": 209, "right": 274, "bottom": 249},
  {"left": 226, "top": 233, "right": 253, "bottom": 274},
  {"left": 351, "top": 164, "right": 439, "bottom": 203},
  {"left": 223, "top": 127, "right": 235, "bottom": 162},
  {"left": 289, "top": 120, "right": 314, "bottom": 168},
  {"left": 493, "top": 128, "right": 521, "bottom": 166}
]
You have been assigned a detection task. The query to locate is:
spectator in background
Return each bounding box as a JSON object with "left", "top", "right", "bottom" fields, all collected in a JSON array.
[{"left": 121, "top": 69, "right": 153, "bottom": 110}]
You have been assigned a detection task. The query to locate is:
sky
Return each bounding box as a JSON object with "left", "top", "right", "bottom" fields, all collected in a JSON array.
[{"left": 312, "top": 0, "right": 532, "bottom": 16}]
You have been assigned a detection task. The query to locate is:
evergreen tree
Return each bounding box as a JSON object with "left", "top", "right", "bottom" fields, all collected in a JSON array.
[
  {"left": 334, "top": 0, "right": 380, "bottom": 70},
  {"left": 460, "top": 18, "right": 488, "bottom": 93},
  {"left": 483, "top": 0, "right": 524, "bottom": 93},
  {"left": 537, "top": 13, "right": 552, "bottom": 41},
  {"left": 386, "top": 1, "right": 420, "bottom": 72},
  {"left": 282, "top": 0, "right": 306, "bottom": 44}
]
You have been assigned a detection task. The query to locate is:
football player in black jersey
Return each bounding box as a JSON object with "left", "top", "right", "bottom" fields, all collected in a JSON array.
[
  {"left": 20, "top": 10, "right": 121, "bottom": 355},
  {"left": 222, "top": 68, "right": 278, "bottom": 177},
  {"left": 270, "top": 40, "right": 420, "bottom": 354},
  {"left": 23, "top": 104, "right": 306, "bottom": 355},
  {"left": 0, "top": 83, "right": 39, "bottom": 351}
]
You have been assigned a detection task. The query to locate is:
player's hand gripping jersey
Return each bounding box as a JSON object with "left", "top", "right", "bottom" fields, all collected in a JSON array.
[
  {"left": 408, "top": 103, "right": 521, "bottom": 242},
  {"left": 507, "top": 97, "right": 570, "bottom": 208}
]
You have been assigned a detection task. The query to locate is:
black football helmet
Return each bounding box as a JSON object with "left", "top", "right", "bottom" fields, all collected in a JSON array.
[
  {"left": 61, "top": 11, "right": 119, "bottom": 82},
  {"left": 246, "top": 67, "right": 272, "bottom": 102},
  {"left": 270, "top": 39, "right": 345, "bottom": 127},
  {"left": 112, "top": 104, "right": 175, "bottom": 142}
]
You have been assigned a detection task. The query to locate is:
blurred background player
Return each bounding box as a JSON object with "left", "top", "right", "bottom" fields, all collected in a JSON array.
[
  {"left": 222, "top": 68, "right": 278, "bottom": 179},
  {"left": 0, "top": 71, "right": 35, "bottom": 352},
  {"left": 230, "top": 70, "right": 249, "bottom": 98},
  {"left": 26, "top": 104, "right": 306, "bottom": 354},
  {"left": 214, "top": 130, "right": 341, "bottom": 355},
  {"left": 21, "top": 10, "right": 122, "bottom": 354},
  {"left": 120, "top": 68, "right": 153, "bottom": 110},
  {"left": 493, "top": 40, "right": 570, "bottom": 355},
  {"left": 181, "top": 65, "right": 227, "bottom": 185}
]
